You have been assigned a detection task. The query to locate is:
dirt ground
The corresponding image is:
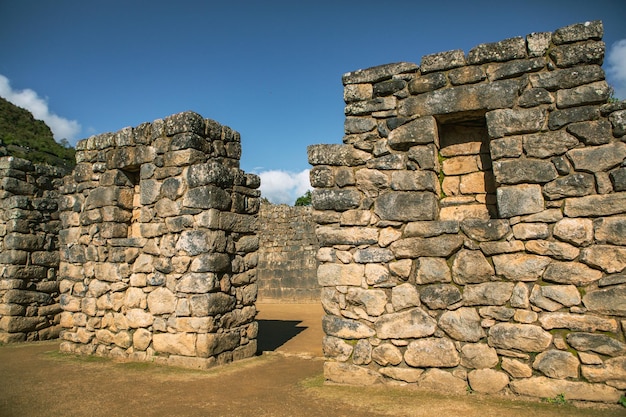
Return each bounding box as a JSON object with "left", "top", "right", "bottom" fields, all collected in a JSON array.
[{"left": 0, "top": 303, "right": 623, "bottom": 417}]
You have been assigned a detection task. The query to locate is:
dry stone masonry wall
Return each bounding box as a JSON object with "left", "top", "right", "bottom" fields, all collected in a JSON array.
[
  {"left": 257, "top": 203, "right": 319, "bottom": 302},
  {"left": 57, "top": 111, "right": 260, "bottom": 369},
  {"left": 0, "top": 157, "right": 65, "bottom": 343},
  {"left": 309, "top": 21, "right": 626, "bottom": 403}
]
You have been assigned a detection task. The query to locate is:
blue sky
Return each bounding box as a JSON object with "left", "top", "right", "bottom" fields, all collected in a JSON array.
[{"left": 1, "top": 0, "right": 625, "bottom": 204}]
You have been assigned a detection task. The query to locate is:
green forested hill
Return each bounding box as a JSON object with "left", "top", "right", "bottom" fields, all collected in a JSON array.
[{"left": 0, "top": 96, "right": 76, "bottom": 170}]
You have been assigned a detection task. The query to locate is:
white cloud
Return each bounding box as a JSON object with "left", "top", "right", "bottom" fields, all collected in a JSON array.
[
  {"left": 0, "top": 74, "right": 81, "bottom": 143},
  {"left": 258, "top": 169, "right": 311, "bottom": 205},
  {"left": 607, "top": 39, "right": 626, "bottom": 100}
]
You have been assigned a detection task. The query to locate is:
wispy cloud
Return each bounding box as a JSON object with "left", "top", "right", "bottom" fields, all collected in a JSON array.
[
  {"left": 257, "top": 169, "right": 311, "bottom": 205},
  {"left": 607, "top": 39, "right": 626, "bottom": 100},
  {"left": 0, "top": 74, "right": 81, "bottom": 143}
]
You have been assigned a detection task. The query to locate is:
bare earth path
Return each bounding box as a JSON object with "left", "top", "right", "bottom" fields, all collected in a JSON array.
[{"left": 0, "top": 303, "right": 623, "bottom": 417}]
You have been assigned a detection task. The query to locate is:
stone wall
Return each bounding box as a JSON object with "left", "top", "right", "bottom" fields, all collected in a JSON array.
[
  {"left": 309, "top": 21, "right": 626, "bottom": 403},
  {"left": 0, "top": 157, "right": 65, "bottom": 343},
  {"left": 57, "top": 111, "right": 261, "bottom": 369},
  {"left": 257, "top": 203, "right": 319, "bottom": 302}
]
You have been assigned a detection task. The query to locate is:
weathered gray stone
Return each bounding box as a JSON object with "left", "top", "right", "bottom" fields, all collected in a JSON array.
[
  {"left": 582, "top": 357, "right": 626, "bottom": 384},
  {"left": 391, "top": 283, "right": 420, "bottom": 311},
  {"left": 568, "top": 141, "right": 626, "bottom": 172},
  {"left": 317, "top": 263, "right": 364, "bottom": 287},
  {"left": 344, "top": 117, "right": 376, "bottom": 134},
  {"left": 539, "top": 312, "right": 618, "bottom": 332},
  {"left": 405, "top": 221, "right": 460, "bottom": 237},
  {"left": 610, "top": 109, "right": 626, "bottom": 137},
  {"left": 452, "top": 249, "right": 494, "bottom": 284},
  {"left": 415, "top": 257, "right": 451, "bottom": 284},
  {"left": 371, "top": 343, "right": 403, "bottom": 366},
  {"left": 552, "top": 21, "right": 603, "bottom": 45},
  {"left": 352, "top": 339, "right": 372, "bottom": 365},
  {"left": 322, "top": 315, "right": 375, "bottom": 339},
  {"left": 405, "top": 337, "right": 459, "bottom": 368},
  {"left": 583, "top": 286, "right": 626, "bottom": 316},
  {"left": 549, "top": 40, "right": 605, "bottom": 68},
  {"left": 345, "top": 97, "right": 395, "bottom": 116},
  {"left": 460, "top": 343, "right": 499, "bottom": 369},
  {"left": 391, "top": 235, "right": 463, "bottom": 258},
  {"left": 408, "top": 73, "right": 448, "bottom": 94},
  {"left": 518, "top": 88, "right": 553, "bottom": 107},
  {"left": 496, "top": 185, "right": 544, "bottom": 217},
  {"left": 312, "top": 189, "right": 361, "bottom": 211},
  {"left": 325, "top": 361, "right": 383, "bottom": 385},
  {"left": 399, "top": 79, "right": 520, "bottom": 117},
  {"left": 417, "top": 369, "right": 467, "bottom": 395},
  {"left": 580, "top": 245, "right": 626, "bottom": 273},
  {"left": 486, "top": 57, "right": 546, "bottom": 81},
  {"left": 501, "top": 358, "right": 532, "bottom": 378},
  {"left": 373, "top": 79, "right": 406, "bottom": 97},
  {"left": 323, "top": 336, "right": 353, "bottom": 361},
  {"left": 566, "top": 120, "right": 612, "bottom": 145},
  {"left": 379, "top": 367, "right": 424, "bottom": 383},
  {"left": 493, "top": 159, "right": 557, "bottom": 184},
  {"left": 557, "top": 81, "right": 610, "bottom": 109},
  {"left": 543, "top": 261, "right": 602, "bottom": 286},
  {"left": 594, "top": 217, "right": 626, "bottom": 246},
  {"left": 510, "top": 376, "right": 621, "bottom": 403},
  {"left": 611, "top": 168, "right": 626, "bottom": 191},
  {"left": 564, "top": 193, "right": 626, "bottom": 217},
  {"left": 567, "top": 332, "right": 626, "bottom": 356},
  {"left": 316, "top": 226, "right": 378, "bottom": 246},
  {"left": 492, "top": 253, "right": 551, "bottom": 281},
  {"left": 468, "top": 37, "right": 526, "bottom": 64},
  {"left": 523, "top": 131, "right": 579, "bottom": 159},
  {"left": 420, "top": 50, "right": 466, "bottom": 73},
  {"left": 525, "top": 240, "right": 579, "bottom": 260},
  {"left": 307, "top": 144, "right": 370, "bottom": 166},
  {"left": 439, "top": 307, "right": 485, "bottom": 342},
  {"left": 479, "top": 306, "right": 515, "bottom": 321},
  {"left": 549, "top": 105, "right": 600, "bottom": 130},
  {"left": 543, "top": 173, "right": 596, "bottom": 200},
  {"left": 374, "top": 307, "right": 437, "bottom": 339},
  {"left": 353, "top": 248, "right": 393, "bottom": 263},
  {"left": 390, "top": 171, "right": 438, "bottom": 192},
  {"left": 343, "top": 62, "right": 418, "bottom": 84},
  {"left": 486, "top": 108, "right": 546, "bottom": 139},
  {"left": 374, "top": 192, "right": 438, "bottom": 222},
  {"left": 488, "top": 323, "right": 552, "bottom": 352},
  {"left": 463, "top": 282, "right": 514, "bottom": 306},
  {"left": 479, "top": 240, "right": 525, "bottom": 256},
  {"left": 460, "top": 219, "right": 510, "bottom": 242},
  {"left": 346, "top": 288, "right": 387, "bottom": 317},
  {"left": 420, "top": 284, "right": 462, "bottom": 310},
  {"left": 468, "top": 369, "right": 509, "bottom": 394}
]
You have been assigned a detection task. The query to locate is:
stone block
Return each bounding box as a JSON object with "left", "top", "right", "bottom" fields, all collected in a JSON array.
[
  {"left": 420, "top": 284, "right": 461, "bottom": 309},
  {"left": 418, "top": 369, "right": 467, "bottom": 395},
  {"left": 388, "top": 116, "right": 437, "bottom": 150},
  {"left": 374, "top": 191, "right": 438, "bottom": 222},
  {"left": 439, "top": 308, "right": 485, "bottom": 342},
  {"left": 420, "top": 49, "right": 466, "bottom": 73},
  {"left": 549, "top": 105, "right": 600, "bottom": 130},
  {"left": 468, "top": 369, "right": 509, "bottom": 394},
  {"left": 375, "top": 307, "right": 436, "bottom": 339},
  {"left": 312, "top": 189, "right": 361, "bottom": 211},
  {"left": 322, "top": 315, "right": 374, "bottom": 339},
  {"left": 583, "top": 286, "right": 626, "bottom": 316},
  {"left": 549, "top": 40, "right": 605, "bottom": 68},
  {"left": 451, "top": 249, "right": 494, "bottom": 284},
  {"left": 468, "top": 37, "right": 526, "bottom": 64},
  {"left": 556, "top": 81, "right": 609, "bottom": 108},
  {"left": 580, "top": 245, "right": 626, "bottom": 273},
  {"left": 463, "top": 282, "right": 514, "bottom": 306},
  {"left": 324, "top": 362, "right": 382, "bottom": 385},
  {"left": 488, "top": 323, "right": 552, "bottom": 352},
  {"left": 391, "top": 234, "right": 463, "bottom": 258},
  {"left": 405, "top": 337, "right": 460, "bottom": 368},
  {"left": 408, "top": 72, "right": 447, "bottom": 94},
  {"left": 552, "top": 20, "right": 603, "bottom": 45},
  {"left": 496, "top": 184, "right": 544, "bottom": 217},
  {"left": 486, "top": 108, "right": 546, "bottom": 138}
]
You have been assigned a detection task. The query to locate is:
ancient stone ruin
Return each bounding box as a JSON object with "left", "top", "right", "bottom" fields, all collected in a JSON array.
[
  {"left": 0, "top": 157, "right": 65, "bottom": 343},
  {"left": 1, "top": 18, "right": 625, "bottom": 405},
  {"left": 309, "top": 20, "right": 626, "bottom": 402},
  {"left": 56, "top": 112, "right": 260, "bottom": 368}
]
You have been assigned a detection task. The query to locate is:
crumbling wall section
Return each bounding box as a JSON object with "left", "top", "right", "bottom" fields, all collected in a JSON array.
[
  {"left": 0, "top": 157, "right": 65, "bottom": 343},
  {"left": 310, "top": 21, "right": 626, "bottom": 403},
  {"left": 257, "top": 203, "right": 319, "bottom": 302},
  {"left": 58, "top": 111, "right": 260, "bottom": 369}
]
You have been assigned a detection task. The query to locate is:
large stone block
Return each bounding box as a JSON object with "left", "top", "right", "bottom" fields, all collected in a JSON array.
[
  {"left": 510, "top": 376, "right": 621, "bottom": 403},
  {"left": 312, "top": 189, "right": 361, "bottom": 211},
  {"left": 388, "top": 117, "right": 437, "bottom": 150},
  {"left": 496, "top": 184, "right": 544, "bottom": 217},
  {"left": 486, "top": 108, "right": 546, "bottom": 138},
  {"left": 468, "top": 369, "right": 509, "bottom": 394},
  {"left": 374, "top": 307, "right": 437, "bottom": 339},
  {"left": 438, "top": 308, "right": 485, "bottom": 342},
  {"left": 322, "top": 315, "right": 374, "bottom": 339},
  {"left": 374, "top": 191, "right": 438, "bottom": 222},
  {"left": 405, "top": 337, "right": 460, "bottom": 368},
  {"left": 420, "top": 284, "right": 462, "bottom": 309},
  {"left": 492, "top": 253, "right": 551, "bottom": 281},
  {"left": 582, "top": 286, "right": 626, "bottom": 316},
  {"left": 488, "top": 323, "right": 552, "bottom": 352},
  {"left": 391, "top": 234, "right": 463, "bottom": 258}
]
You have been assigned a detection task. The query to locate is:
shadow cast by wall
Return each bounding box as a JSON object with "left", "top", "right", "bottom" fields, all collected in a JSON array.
[{"left": 256, "top": 319, "right": 307, "bottom": 353}]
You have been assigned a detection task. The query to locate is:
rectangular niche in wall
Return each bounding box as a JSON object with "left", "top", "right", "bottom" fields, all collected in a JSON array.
[{"left": 437, "top": 111, "right": 497, "bottom": 220}]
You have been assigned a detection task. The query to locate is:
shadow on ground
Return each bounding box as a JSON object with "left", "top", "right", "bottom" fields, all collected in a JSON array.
[{"left": 256, "top": 319, "right": 306, "bottom": 352}]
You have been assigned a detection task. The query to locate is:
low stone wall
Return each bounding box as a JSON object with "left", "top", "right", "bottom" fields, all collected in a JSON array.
[
  {"left": 257, "top": 203, "right": 319, "bottom": 302},
  {"left": 57, "top": 112, "right": 260, "bottom": 369},
  {"left": 0, "top": 157, "right": 66, "bottom": 343},
  {"left": 310, "top": 21, "right": 626, "bottom": 403}
]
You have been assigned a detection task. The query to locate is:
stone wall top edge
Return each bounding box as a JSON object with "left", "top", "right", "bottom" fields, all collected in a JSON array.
[
  {"left": 342, "top": 20, "right": 604, "bottom": 84},
  {"left": 0, "top": 155, "right": 68, "bottom": 177},
  {"left": 75, "top": 110, "right": 241, "bottom": 152}
]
